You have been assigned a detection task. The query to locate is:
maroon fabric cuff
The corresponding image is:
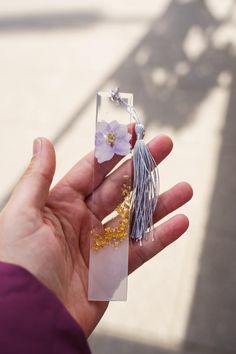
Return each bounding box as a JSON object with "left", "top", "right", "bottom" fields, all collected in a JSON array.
[{"left": 0, "top": 261, "right": 91, "bottom": 354}]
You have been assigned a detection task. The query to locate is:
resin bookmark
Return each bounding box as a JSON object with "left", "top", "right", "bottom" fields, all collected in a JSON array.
[
  {"left": 88, "top": 91, "right": 133, "bottom": 301},
  {"left": 88, "top": 89, "right": 160, "bottom": 301}
]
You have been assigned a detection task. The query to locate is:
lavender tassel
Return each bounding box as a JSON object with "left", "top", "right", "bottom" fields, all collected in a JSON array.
[
  {"left": 130, "top": 123, "right": 159, "bottom": 241},
  {"left": 110, "top": 88, "right": 160, "bottom": 242}
]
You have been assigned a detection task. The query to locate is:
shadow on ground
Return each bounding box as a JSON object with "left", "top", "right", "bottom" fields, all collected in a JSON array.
[
  {"left": 0, "top": 11, "right": 156, "bottom": 32},
  {"left": 184, "top": 41, "right": 236, "bottom": 354},
  {"left": 89, "top": 332, "right": 226, "bottom": 354}
]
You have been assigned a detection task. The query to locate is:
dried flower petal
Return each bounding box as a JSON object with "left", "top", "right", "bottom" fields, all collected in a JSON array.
[{"left": 95, "top": 120, "right": 131, "bottom": 163}]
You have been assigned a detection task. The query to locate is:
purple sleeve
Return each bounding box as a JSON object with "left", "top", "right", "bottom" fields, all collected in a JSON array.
[{"left": 0, "top": 262, "right": 91, "bottom": 354}]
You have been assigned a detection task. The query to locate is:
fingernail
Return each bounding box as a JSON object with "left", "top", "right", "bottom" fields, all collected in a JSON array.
[{"left": 33, "top": 138, "right": 42, "bottom": 156}]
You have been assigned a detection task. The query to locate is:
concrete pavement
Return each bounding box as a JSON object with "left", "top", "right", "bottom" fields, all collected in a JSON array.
[{"left": 0, "top": 0, "right": 236, "bottom": 353}]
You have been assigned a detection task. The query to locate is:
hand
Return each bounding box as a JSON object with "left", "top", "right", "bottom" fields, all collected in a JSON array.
[{"left": 0, "top": 136, "right": 192, "bottom": 336}]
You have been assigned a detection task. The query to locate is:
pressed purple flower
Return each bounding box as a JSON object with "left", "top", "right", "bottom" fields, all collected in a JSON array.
[{"left": 95, "top": 120, "right": 132, "bottom": 163}]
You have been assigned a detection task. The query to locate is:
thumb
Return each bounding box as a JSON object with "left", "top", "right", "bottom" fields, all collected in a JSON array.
[{"left": 10, "top": 137, "right": 56, "bottom": 210}]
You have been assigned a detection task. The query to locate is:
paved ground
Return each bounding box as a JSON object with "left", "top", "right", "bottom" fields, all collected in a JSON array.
[{"left": 0, "top": 0, "right": 236, "bottom": 353}]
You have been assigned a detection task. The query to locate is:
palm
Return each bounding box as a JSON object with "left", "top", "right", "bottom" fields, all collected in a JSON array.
[{"left": 1, "top": 135, "right": 192, "bottom": 337}]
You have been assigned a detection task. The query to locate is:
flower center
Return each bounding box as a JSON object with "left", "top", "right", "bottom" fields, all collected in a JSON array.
[{"left": 106, "top": 132, "right": 116, "bottom": 145}]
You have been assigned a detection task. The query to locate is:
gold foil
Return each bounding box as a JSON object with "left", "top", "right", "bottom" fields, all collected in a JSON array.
[{"left": 91, "top": 182, "right": 131, "bottom": 251}]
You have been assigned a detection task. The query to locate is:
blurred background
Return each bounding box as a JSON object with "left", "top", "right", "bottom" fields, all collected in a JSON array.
[{"left": 0, "top": 0, "right": 236, "bottom": 353}]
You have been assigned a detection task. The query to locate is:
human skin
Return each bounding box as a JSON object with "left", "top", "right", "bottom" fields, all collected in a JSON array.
[{"left": 0, "top": 135, "right": 193, "bottom": 336}]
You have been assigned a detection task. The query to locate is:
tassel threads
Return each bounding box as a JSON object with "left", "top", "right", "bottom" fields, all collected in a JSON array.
[
  {"left": 109, "top": 88, "right": 160, "bottom": 242},
  {"left": 130, "top": 123, "right": 159, "bottom": 242}
]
